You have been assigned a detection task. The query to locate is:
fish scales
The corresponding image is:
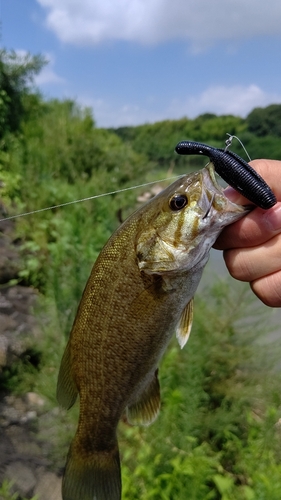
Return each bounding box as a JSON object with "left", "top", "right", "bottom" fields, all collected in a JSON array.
[{"left": 57, "top": 164, "right": 249, "bottom": 500}]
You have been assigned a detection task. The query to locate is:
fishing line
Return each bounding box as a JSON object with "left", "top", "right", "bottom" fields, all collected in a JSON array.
[
  {"left": 225, "top": 134, "right": 252, "bottom": 161},
  {"left": 0, "top": 135, "right": 253, "bottom": 223},
  {"left": 0, "top": 176, "right": 180, "bottom": 223}
]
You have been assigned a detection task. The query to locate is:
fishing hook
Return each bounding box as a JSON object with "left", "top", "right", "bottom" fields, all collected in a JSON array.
[
  {"left": 175, "top": 140, "right": 276, "bottom": 210},
  {"left": 202, "top": 193, "right": 215, "bottom": 219}
]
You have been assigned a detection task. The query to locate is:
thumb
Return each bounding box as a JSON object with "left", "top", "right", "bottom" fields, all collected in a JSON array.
[{"left": 215, "top": 202, "right": 281, "bottom": 250}]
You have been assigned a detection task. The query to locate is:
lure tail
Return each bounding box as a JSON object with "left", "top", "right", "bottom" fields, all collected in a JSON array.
[{"left": 62, "top": 435, "right": 121, "bottom": 500}]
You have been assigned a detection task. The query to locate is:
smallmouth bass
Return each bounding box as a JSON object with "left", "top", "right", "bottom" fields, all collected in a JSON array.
[{"left": 57, "top": 164, "right": 249, "bottom": 500}]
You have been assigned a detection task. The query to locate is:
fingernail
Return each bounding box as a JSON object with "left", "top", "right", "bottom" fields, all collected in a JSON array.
[
  {"left": 223, "top": 187, "right": 240, "bottom": 202},
  {"left": 264, "top": 205, "right": 281, "bottom": 231},
  {"left": 223, "top": 186, "right": 253, "bottom": 206}
]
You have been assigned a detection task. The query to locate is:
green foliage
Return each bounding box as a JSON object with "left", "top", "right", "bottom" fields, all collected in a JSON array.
[
  {"left": 0, "top": 49, "right": 45, "bottom": 138},
  {"left": 122, "top": 435, "right": 223, "bottom": 500},
  {"left": 0, "top": 351, "right": 40, "bottom": 393},
  {"left": 1, "top": 95, "right": 153, "bottom": 298},
  {"left": 190, "top": 114, "right": 246, "bottom": 144},
  {"left": 238, "top": 132, "right": 281, "bottom": 161},
  {"left": 112, "top": 114, "right": 246, "bottom": 172},
  {"left": 22, "top": 98, "right": 146, "bottom": 181},
  {"left": 0, "top": 479, "right": 38, "bottom": 500},
  {"left": 246, "top": 104, "right": 281, "bottom": 137},
  {"left": 0, "top": 149, "right": 22, "bottom": 208},
  {"left": 13, "top": 98, "right": 150, "bottom": 209}
]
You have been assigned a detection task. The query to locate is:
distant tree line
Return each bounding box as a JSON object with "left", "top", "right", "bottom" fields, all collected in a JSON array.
[
  {"left": 112, "top": 104, "right": 281, "bottom": 170},
  {"left": 1, "top": 47, "right": 281, "bottom": 179}
]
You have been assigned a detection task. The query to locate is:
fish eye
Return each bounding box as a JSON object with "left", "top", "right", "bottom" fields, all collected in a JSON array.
[{"left": 169, "top": 194, "right": 188, "bottom": 211}]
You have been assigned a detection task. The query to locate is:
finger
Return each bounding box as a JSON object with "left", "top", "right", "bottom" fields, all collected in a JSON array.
[
  {"left": 221, "top": 159, "right": 281, "bottom": 206},
  {"left": 223, "top": 232, "right": 281, "bottom": 282},
  {"left": 251, "top": 270, "right": 281, "bottom": 308},
  {"left": 214, "top": 202, "right": 281, "bottom": 250},
  {"left": 250, "top": 159, "right": 281, "bottom": 199}
]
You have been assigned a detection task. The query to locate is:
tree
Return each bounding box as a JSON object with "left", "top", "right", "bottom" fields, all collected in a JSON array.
[
  {"left": 0, "top": 49, "right": 46, "bottom": 138},
  {"left": 246, "top": 104, "right": 281, "bottom": 137}
]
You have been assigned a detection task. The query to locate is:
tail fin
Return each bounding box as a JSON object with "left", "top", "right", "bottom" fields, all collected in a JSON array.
[{"left": 62, "top": 437, "right": 121, "bottom": 500}]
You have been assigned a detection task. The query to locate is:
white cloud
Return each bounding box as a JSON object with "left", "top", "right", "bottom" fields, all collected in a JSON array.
[
  {"left": 80, "top": 96, "right": 162, "bottom": 128},
  {"left": 36, "top": 0, "right": 281, "bottom": 48},
  {"left": 87, "top": 84, "right": 281, "bottom": 128},
  {"left": 13, "top": 50, "right": 64, "bottom": 87},
  {"left": 172, "top": 84, "right": 281, "bottom": 119},
  {"left": 35, "top": 53, "right": 65, "bottom": 87}
]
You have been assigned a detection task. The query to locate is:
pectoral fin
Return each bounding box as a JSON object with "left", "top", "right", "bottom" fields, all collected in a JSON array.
[
  {"left": 126, "top": 370, "right": 161, "bottom": 426},
  {"left": 56, "top": 341, "right": 78, "bottom": 409},
  {"left": 176, "top": 298, "right": 194, "bottom": 349}
]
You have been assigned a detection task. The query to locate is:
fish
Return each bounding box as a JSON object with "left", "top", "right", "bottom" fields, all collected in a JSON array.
[{"left": 57, "top": 163, "right": 249, "bottom": 500}]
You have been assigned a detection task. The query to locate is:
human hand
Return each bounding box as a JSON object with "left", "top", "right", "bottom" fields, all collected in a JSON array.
[{"left": 214, "top": 159, "right": 281, "bottom": 307}]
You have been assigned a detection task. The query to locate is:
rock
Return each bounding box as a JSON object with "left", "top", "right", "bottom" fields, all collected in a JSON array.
[
  {"left": 25, "top": 391, "right": 46, "bottom": 409},
  {"left": 34, "top": 470, "right": 62, "bottom": 500},
  {"left": 0, "top": 216, "right": 41, "bottom": 370},
  {"left": 0, "top": 217, "right": 63, "bottom": 498},
  {"left": 0, "top": 219, "right": 21, "bottom": 284},
  {"left": 0, "top": 241, "right": 20, "bottom": 284},
  {"left": 5, "top": 461, "right": 37, "bottom": 497},
  {"left": 4, "top": 424, "right": 42, "bottom": 457},
  {"left": 0, "top": 285, "right": 40, "bottom": 370},
  {"left": 1, "top": 395, "right": 26, "bottom": 422},
  {"left": 0, "top": 428, "right": 16, "bottom": 464},
  {"left": 0, "top": 404, "right": 21, "bottom": 426},
  {"left": 0, "top": 334, "right": 9, "bottom": 367},
  {"left": 20, "top": 410, "right": 37, "bottom": 424}
]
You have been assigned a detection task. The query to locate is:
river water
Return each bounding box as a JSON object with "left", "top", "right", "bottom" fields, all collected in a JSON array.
[{"left": 199, "top": 248, "right": 281, "bottom": 344}]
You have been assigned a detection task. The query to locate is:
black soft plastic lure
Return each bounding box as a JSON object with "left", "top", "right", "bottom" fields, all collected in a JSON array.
[{"left": 175, "top": 141, "right": 276, "bottom": 210}]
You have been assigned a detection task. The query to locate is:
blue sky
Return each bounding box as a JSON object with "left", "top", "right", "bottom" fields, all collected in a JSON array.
[{"left": 2, "top": 0, "right": 281, "bottom": 127}]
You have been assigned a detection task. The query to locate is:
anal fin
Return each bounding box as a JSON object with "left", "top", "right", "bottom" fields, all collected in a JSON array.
[
  {"left": 176, "top": 298, "right": 194, "bottom": 349},
  {"left": 126, "top": 370, "right": 161, "bottom": 426}
]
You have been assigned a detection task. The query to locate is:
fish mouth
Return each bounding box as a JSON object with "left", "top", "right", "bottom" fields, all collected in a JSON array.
[
  {"left": 204, "top": 163, "right": 253, "bottom": 211},
  {"left": 204, "top": 162, "right": 226, "bottom": 194},
  {"left": 202, "top": 163, "right": 251, "bottom": 218}
]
